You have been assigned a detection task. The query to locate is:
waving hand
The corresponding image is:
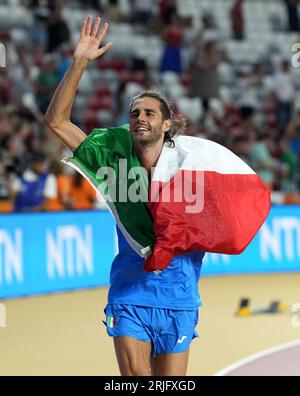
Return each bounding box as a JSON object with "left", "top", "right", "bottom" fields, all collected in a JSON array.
[{"left": 74, "top": 16, "right": 112, "bottom": 62}]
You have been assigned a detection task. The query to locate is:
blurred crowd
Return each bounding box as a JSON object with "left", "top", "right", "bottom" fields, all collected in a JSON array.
[{"left": 1, "top": 0, "right": 300, "bottom": 213}]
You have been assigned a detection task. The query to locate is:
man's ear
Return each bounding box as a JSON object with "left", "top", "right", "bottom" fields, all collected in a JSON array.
[{"left": 162, "top": 119, "right": 172, "bottom": 134}]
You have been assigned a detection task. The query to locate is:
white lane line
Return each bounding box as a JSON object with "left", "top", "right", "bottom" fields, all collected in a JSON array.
[{"left": 214, "top": 339, "right": 300, "bottom": 376}]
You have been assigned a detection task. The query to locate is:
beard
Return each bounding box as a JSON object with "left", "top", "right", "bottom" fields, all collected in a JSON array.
[{"left": 132, "top": 123, "right": 164, "bottom": 147}]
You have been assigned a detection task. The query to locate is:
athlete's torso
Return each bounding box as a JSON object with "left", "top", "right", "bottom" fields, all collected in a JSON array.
[{"left": 108, "top": 227, "right": 205, "bottom": 310}]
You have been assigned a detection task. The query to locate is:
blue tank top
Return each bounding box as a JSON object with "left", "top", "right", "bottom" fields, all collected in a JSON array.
[
  {"left": 108, "top": 227, "right": 205, "bottom": 310},
  {"left": 14, "top": 173, "right": 48, "bottom": 212}
]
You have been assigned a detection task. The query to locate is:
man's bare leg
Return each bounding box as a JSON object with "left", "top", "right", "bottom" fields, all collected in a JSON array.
[
  {"left": 114, "top": 336, "right": 152, "bottom": 376},
  {"left": 150, "top": 350, "right": 190, "bottom": 376}
]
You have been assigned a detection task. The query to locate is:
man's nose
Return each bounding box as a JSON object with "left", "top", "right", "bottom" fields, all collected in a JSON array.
[{"left": 137, "top": 112, "right": 146, "bottom": 123}]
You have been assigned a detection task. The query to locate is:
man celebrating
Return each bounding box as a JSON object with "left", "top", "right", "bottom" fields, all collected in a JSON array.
[
  {"left": 45, "top": 16, "right": 204, "bottom": 376},
  {"left": 45, "top": 16, "right": 270, "bottom": 376}
]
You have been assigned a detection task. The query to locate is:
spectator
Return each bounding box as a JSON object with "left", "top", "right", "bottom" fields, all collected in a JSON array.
[
  {"left": 0, "top": 1, "right": 299, "bottom": 202},
  {"left": 287, "top": 110, "right": 300, "bottom": 154},
  {"left": 66, "top": 172, "right": 97, "bottom": 210},
  {"left": 250, "top": 133, "right": 286, "bottom": 189},
  {"left": 27, "top": 0, "right": 42, "bottom": 7},
  {"left": 271, "top": 59, "right": 295, "bottom": 133},
  {"left": 11, "top": 151, "right": 57, "bottom": 212},
  {"left": 12, "top": 118, "right": 34, "bottom": 171},
  {"left": 1, "top": 132, "right": 27, "bottom": 177},
  {"left": 46, "top": 4, "right": 70, "bottom": 53},
  {"left": 0, "top": 154, "right": 13, "bottom": 213},
  {"left": 191, "top": 38, "right": 221, "bottom": 112},
  {"left": 192, "top": 12, "right": 220, "bottom": 45},
  {"left": 46, "top": 161, "right": 71, "bottom": 211},
  {"left": 130, "top": 0, "right": 156, "bottom": 26},
  {"left": 0, "top": 107, "right": 15, "bottom": 148},
  {"left": 230, "top": 136, "right": 253, "bottom": 166},
  {"left": 77, "top": 0, "right": 104, "bottom": 10},
  {"left": 284, "top": 0, "right": 300, "bottom": 32},
  {"left": 0, "top": 67, "right": 10, "bottom": 105},
  {"left": 235, "top": 64, "right": 267, "bottom": 122},
  {"left": 105, "top": 0, "right": 122, "bottom": 23},
  {"left": 28, "top": 8, "right": 48, "bottom": 51},
  {"left": 35, "top": 54, "right": 59, "bottom": 113},
  {"left": 159, "top": 0, "right": 178, "bottom": 26},
  {"left": 160, "top": 12, "right": 184, "bottom": 74},
  {"left": 230, "top": 0, "right": 245, "bottom": 40},
  {"left": 280, "top": 138, "right": 298, "bottom": 191},
  {"left": 9, "top": 45, "right": 37, "bottom": 108},
  {"left": 57, "top": 43, "right": 73, "bottom": 81}
]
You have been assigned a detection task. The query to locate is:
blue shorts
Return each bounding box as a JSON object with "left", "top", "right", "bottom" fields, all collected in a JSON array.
[{"left": 103, "top": 304, "right": 199, "bottom": 358}]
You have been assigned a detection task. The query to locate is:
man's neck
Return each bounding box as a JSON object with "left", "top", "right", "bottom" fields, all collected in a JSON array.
[{"left": 134, "top": 142, "right": 164, "bottom": 176}]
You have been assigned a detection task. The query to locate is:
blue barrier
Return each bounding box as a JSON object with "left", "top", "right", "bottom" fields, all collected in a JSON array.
[
  {"left": 0, "top": 207, "right": 300, "bottom": 299},
  {"left": 203, "top": 206, "right": 300, "bottom": 275},
  {"left": 0, "top": 211, "right": 115, "bottom": 299}
]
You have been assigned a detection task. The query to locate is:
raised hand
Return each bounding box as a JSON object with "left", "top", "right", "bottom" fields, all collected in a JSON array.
[{"left": 74, "top": 16, "right": 112, "bottom": 62}]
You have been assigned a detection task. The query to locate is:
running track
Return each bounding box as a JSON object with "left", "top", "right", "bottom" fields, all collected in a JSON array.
[{"left": 215, "top": 340, "right": 300, "bottom": 376}]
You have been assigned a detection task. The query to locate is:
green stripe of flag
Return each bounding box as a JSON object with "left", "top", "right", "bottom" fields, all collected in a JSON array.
[{"left": 63, "top": 124, "right": 155, "bottom": 256}]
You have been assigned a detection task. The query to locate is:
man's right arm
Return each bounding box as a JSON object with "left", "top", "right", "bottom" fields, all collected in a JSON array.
[
  {"left": 44, "top": 16, "right": 112, "bottom": 152},
  {"left": 44, "top": 58, "right": 88, "bottom": 151}
]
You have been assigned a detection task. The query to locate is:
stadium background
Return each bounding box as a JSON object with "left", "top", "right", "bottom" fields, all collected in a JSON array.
[{"left": 0, "top": 0, "right": 300, "bottom": 376}]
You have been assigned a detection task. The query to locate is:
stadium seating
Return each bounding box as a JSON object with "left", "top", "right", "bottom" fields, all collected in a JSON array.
[{"left": 1, "top": 0, "right": 300, "bottom": 213}]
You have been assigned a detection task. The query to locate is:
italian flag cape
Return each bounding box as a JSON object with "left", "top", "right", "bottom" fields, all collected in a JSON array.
[{"left": 63, "top": 124, "right": 271, "bottom": 272}]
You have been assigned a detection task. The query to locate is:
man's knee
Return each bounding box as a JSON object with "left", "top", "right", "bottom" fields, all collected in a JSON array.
[
  {"left": 114, "top": 336, "right": 152, "bottom": 376},
  {"left": 123, "top": 361, "right": 151, "bottom": 376}
]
